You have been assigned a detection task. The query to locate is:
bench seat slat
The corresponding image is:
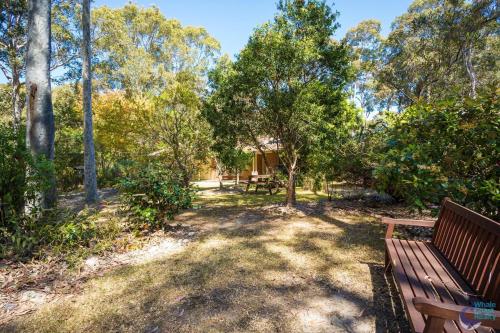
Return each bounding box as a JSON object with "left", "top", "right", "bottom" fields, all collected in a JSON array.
[
  {"left": 407, "top": 241, "right": 473, "bottom": 333},
  {"left": 386, "top": 239, "right": 494, "bottom": 333},
  {"left": 385, "top": 199, "right": 499, "bottom": 333},
  {"left": 417, "top": 242, "right": 493, "bottom": 333},
  {"left": 386, "top": 238, "right": 427, "bottom": 333},
  {"left": 399, "top": 240, "right": 462, "bottom": 333}
]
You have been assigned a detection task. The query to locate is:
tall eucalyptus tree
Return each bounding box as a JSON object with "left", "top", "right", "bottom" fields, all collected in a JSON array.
[
  {"left": 0, "top": 0, "right": 27, "bottom": 131},
  {"left": 82, "top": 0, "right": 98, "bottom": 203},
  {"left": 25, "top": 0, "right": 56, "bottom": 208}
]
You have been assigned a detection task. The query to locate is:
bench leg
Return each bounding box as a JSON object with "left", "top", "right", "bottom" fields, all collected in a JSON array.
[
  {"left": 246, "top": 182, "right": 250, "bottom": 192},
  {"left": 385, "top": 248, "right": 392, "bottom": 273},
  {"left": 423, "top": 316, "right": 445, "bottom": 333}
]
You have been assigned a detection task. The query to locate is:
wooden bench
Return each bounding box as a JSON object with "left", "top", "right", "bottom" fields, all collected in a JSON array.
[{"left": 383, "top": 198, "right": 500, "bottom": 333}]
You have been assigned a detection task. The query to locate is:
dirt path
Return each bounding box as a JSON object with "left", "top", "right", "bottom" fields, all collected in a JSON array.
[{"left": 3, "top": 190, "right": 411, "bottom": 332}]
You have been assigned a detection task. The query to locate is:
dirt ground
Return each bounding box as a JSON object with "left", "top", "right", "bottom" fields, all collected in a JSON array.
[{"left": 2, "top": 187, "right": 416, "bottom": 332}]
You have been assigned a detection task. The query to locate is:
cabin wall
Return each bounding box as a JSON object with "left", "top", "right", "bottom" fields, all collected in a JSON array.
[{"left": 198, "top": 151, "right": 281, "bottom": 181}]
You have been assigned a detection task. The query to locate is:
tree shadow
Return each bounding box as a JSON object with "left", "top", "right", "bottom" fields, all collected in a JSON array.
[
  {"left": 4, "top": 195, "right": 413, "bottom": 333},
  {"left": 366, "top": 263, "right": 411, "bottom": 332}
]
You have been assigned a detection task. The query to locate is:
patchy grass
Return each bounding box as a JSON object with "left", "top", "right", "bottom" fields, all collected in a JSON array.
[
  {"left": 1, "top": 189, "right": 127, "bottom": 265},
  {"left": 3, "top": 189, "right": 409, "bottom": 332},
  {"left": 195, "top": 186, "right": 329, "bottom": 207}
]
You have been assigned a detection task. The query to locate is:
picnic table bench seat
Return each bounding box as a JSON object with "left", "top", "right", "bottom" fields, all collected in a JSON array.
[
  {"left": 245, "top": 174, "right": 284, "bottom": 195},
  {"left": 384, "top": 198, "right": 500, "bottom": 333}
]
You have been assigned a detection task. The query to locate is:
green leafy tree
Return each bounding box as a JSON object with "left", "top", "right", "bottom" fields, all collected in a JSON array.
[
  {"left": 92, "top": 4, "right": 220, "bottom": 95},
  {"left": 306, "top": 101, "right": 370, "bottom": 186},
  {"left": 151, "top": 73, "right": 213, "bottom": 187},
  {"left": 343, "top": 20, "right": 383, "bottom": 116},
  {"left": 376, "top": 0, "right": 499, "bottom": 109},
  {"left": 51, "top": 0, "right": 82, "bottom": 82},
  {"left": 0, "top": 0, "right": 27, "bottom": 130},
  {"left": 207, "top": 0, "right": 352, "bottom": 207},
  {"left": 374, "top": 89, "right": 499, "bottom": 218},
  {"left": 204, "top": 55, "right": 254, "bottom": 188},
  {"left": 0, "top": 0, "right": 82, "bottom": 131}
]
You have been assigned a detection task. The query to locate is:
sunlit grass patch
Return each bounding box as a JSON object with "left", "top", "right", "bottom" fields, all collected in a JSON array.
[
  {"left": 195, "top": 187, "right": 329, "bottom": 207},
  {"left": 4, "top": 189, "right": 407, "bottom": 333}
]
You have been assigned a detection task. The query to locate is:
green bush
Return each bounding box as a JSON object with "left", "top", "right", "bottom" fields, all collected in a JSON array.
[
  {"left": 118, "top": 164, "right": 194, "bottom": 229},
  {"left": 53, "top": 85, "right": 84, "bottom": 191},
  {"left": 1, "top": 207, "right": 121, "bottom": 262},
  {"left": 374, "top": 91, "right": 499, "bottom": 218},
  {"left": 0, "top": 124, "right": 61, "bottom": 258},
  {"left": 0, "top": 124, "right": 54, "bottom": 222},
  {"left": 0, "top": 124, "right": 28, "bottom": 217}
]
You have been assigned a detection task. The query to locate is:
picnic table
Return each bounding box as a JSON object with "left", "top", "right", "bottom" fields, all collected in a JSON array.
[{"left": 243, "top": 174, "right": 284, "bottom": 195}]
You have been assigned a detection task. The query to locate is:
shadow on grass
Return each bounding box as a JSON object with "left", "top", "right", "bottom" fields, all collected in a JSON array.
[
  {"left": 4, "top": 191, "right": 410, "bottom": 333},
  {"left": 195, "top": 187, "right": 329, "bottom": 208},
  {"left": 367, "top": 263, "right": 411, "bottom": 332}
]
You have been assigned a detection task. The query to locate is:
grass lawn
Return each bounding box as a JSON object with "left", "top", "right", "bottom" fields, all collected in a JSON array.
[{"left": 4, "top": 188, "right": 409, "bottom": 332}]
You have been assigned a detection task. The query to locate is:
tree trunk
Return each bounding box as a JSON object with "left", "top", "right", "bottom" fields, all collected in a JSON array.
[
  {"left": 464, "top": 43, "right": 477, "bottom": 99},
  {"left": 215, "top": 158, "right": 224, "bottom": 190},
  {"left": 183, "top": 173, "right": 191, "bottom": 188},
  {"left": 218, "top": 175, "right": 223, "bottom": 190},
  {"left": 12, "top": 69, "right": 22, "bottom": 131},
  {"left": 25, "top": 0, "right": 56, "bottom": 209},
  {"left": 82, "top": 0, "right": 98, "bottom": 204},
  {"left": 286, "top": 169, "right": 296, "bottom": 208}
]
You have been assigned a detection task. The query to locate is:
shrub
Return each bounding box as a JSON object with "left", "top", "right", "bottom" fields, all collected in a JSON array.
[
  {"left": 0, "top": 124, "right": 54, "bottom": 222},
  {"left": 374, "top": 91, "right": 499, "bottom": 218},
  {"left": 0, "top": 124, "right": 28, "bottom": 217},
  {"left": 1, "top": 207, "right": 121, "bottom": 262},
  {"left": 53, "top": 85, "right": 84, "bottom": 191},
  {"left": 118, "top": 164, "right": 194, "bottom": 229},
  {"left": 0, "top": 124, "right": 61, "bottom": 258}
]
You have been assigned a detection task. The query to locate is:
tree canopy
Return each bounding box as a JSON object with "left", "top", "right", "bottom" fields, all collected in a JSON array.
[
  {"left": 205, "top": 0, "right": 353, "bottom": 206},
  {"left": 92, "top": 4, "right": 220, "bottom": 95}
]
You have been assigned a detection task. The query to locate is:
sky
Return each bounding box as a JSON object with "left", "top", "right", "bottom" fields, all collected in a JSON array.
[
  {"left": 92, "top": 0, "right": 414, "bottom": 58},
  {"left": 0, "top": 1, "right": 413, "bottom": 83}
]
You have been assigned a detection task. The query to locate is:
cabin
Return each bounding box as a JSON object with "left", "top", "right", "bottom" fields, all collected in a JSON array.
[{"left": 197, "top": 138, "right": 282, "bottom": 180}]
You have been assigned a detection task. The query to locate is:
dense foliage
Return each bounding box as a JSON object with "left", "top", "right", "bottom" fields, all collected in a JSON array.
[
  {"left": 53, "top": 85, "right": 84, "bottom": 190},
  {"left": 0, "top": 125, "right": 54, "bottom": 218},
  {"left": 0, "top": 125, "right": 60, "bottom": 258},
  {"left": 118, "top": 164, "right": 194, "bottom": 229},
  {"left": 205, "top": 0, "right": 352, "bottom": 206},
  {"left": 374, "top": 91, "right": 499, "bottom": 218}
]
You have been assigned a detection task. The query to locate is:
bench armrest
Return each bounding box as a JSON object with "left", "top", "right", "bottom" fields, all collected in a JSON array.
[
  {"left": 382, "top": 217, "right": 435, "bottom": 238},
  {"left": 413, "top": 297, "right": 500, "bottom": 329}
]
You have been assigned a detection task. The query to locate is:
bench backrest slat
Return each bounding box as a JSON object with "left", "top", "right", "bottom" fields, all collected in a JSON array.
[{"left": 432, "top": 198, "right": 500, "bottom": 307}]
